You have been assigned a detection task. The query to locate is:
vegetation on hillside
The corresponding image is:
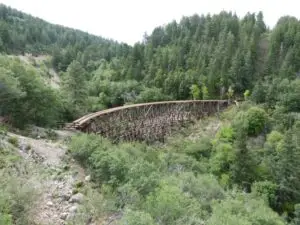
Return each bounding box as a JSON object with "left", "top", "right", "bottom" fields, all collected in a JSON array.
[
  {"left": 68, "top": 102, "right": 300, "bottom": 224},
  {"left": 0, "top": 127, "right": 38, "bottom": 225},
  {"left": 0, "top": 3, "right": 300, "bottom": 224},
  {"left": 1, "top": 4, "right": 300, "bottom": 127}
]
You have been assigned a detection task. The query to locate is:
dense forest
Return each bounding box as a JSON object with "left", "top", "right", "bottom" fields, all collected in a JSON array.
[
  {"left": 0, "top": 3, "right": 300, "bottom": 225},
  {"left": 1, "top": 4, "right": 300, "bottom": 126}
]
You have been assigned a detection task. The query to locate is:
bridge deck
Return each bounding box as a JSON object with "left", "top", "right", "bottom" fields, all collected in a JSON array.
[
  {"left": 67, "top": 100, "right": 230, "bottom": 142},
  {"left": 72, "top": 100, "right": 228, "bottom": 127}
]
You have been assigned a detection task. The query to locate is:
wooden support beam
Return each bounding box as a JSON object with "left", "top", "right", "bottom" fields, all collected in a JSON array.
[{"left": 67, "top": 100, "right": 230, "bottom": 142}]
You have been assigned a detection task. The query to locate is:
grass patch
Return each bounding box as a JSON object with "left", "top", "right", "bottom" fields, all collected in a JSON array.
[
  {"left": 7, "top": 136, "right": 19, "bottom": 147},
  {"left": 0, "top": 167, "right": 38, "bottom": 225}
]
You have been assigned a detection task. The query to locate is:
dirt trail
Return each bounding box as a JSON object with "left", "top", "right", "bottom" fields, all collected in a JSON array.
[
  {"left": 10, "top": 133, "right": 66, "bottom": 166},
  {"left": 7, "top": 131, "right": 89, "bottom": 225}
]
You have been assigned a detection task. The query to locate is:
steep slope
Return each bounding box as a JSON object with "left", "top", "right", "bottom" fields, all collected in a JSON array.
[
  {"left": 1, "top": 4, "right": 300, "bottom": 225},
  {"left": 1, "top": 128, "right": 98, "bottom": 225},
  {"left": 14, "top": 54, "right": 61, "bottom": 88}
]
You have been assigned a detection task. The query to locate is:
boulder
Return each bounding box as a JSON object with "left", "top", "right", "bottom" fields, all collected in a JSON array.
[
  {"left": 69, "top": 193, "right": 84, "bottom": 203},
  {"left": 85, "top": 175, "right": 91, "bottom": 182},
  {"left": 46, "top": 201, "right": 54, "bottom": 207},
  {"left": 60, "top": 212, "right": 68, "bottom": 220}
]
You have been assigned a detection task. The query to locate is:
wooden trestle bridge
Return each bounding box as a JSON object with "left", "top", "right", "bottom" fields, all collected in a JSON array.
[{"left": 66, "top": 100, "right": 230, "bottom": 142}]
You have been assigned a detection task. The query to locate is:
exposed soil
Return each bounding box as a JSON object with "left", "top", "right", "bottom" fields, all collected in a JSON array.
[{"left": 6, "top": 131, "right": 89, "bottom": 225}]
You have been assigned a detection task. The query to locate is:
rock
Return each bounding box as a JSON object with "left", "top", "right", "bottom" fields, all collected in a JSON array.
[
  {"left": 46, "top": 201, "right": 54, "bottom": 207},
  {"left": 67, "top": 205, "right": 78, "bottom": 220},
  {"left": 67, "top": 212, "right": 76, "bottom": 221},
  {"left": 85, "top": 175, "right": 91, "bottom": 182},
  {"left": 60, "top": 193, "right": 71, "bottom": 201},
  {"left": 86, "top": 217, "right": 93, "bottom": 224},
  {"left": 60, "top": 212, "right": 68, "bottom": 220},
  {"left": 69, "top": 193, "right": 84, "bottom": 203},
  {"left": 69, "top": 205, "right": 78, "bottom": 213}
]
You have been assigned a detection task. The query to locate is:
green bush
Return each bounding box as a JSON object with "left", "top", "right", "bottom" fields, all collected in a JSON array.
[
  {"left": 0, "top": 213, "right": 12, "bottom": 225},
  {"left": 185, "top": 137, "right": 212, "bottom": 159},
  {"left": 232, "top": 107, "right": 268, "bottom": 136},
  {"left": 293, "top": 204, "right": 300, "bottom": 225},
  {"left": 246, "top": 107, "right": 268, "bottom": 136},
  {"left": 126, "top": 160, "right": 160, "bottom": 196},
  {"left": 264, "top": 131, "right": 284, "bottom": 154},
  {"left": 162, "top": 152, "right": 207, "bottom": 174},
  {"left": 88, "top": 148, "right": 132, "bottom": 188},
  {"left": 0, "top": 124, "right": 8, "bottom": 136},
  {"left": 210, "top": 142, "right": 235, "bottom": 177},
  {"left": 252, "top": 181, "right": 277, "bottom": 208},
  {"left": 207, "top": 194, "right": 285, "bottom": 225},
  {"left": 118, "top": 209, "right": 155, "bottom": 225},
  {"left": 232, "top": 111, "right": 250, "bottom": 133},
  {"left": 215, "top": 126, "right": 235, "bottom": 143},
  {"left": 69, "top": 134, "right": 110, "bottom": 166},
  {"left": 172, "top": 172, "right": 224, "bottom": 211},
  {"left": 115, "top": 183, "right": 142, "bottom": 208},
  {"left": 0, "top": 172, "right": 36, "bottom": 225},
  {"left": 134, "top": 87, "right": 172, "bottom": 103},
  {"left": 45, "top": 129, "right": 58, "bottom": 140},
  {"left": 7, "top": 136, "right": 19, "bottom": 147},
  {"left": 25, "top": 144, "right": 31, "bottom": 151},
  {"left": 144, "top": 183, "right": 203, "bottom": 225}
]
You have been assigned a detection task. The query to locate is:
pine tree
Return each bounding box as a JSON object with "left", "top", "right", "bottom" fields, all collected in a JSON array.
[
  {"left": 63, "top": 60, "right": 88, "bottom": 117},
  {"left": 275, "top": 130, "right": 300, "bottom": 214}
]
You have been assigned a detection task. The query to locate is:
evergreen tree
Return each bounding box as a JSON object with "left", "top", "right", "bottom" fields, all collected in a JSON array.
[{"left": 63, "top": 60, "right": 88, "bottom": 117}]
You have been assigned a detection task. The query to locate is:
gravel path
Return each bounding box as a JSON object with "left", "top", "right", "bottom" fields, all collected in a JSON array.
[{"left": 7, "top": 132, "right": 89, "bottom": 225}]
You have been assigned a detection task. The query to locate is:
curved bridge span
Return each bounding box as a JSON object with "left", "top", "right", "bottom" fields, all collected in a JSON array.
[{"left": 66, "top": 100, "right": 230, "bottom": 142}]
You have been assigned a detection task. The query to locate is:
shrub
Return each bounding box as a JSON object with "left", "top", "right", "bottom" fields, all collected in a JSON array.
[
  {"left": 118, "top": 209, "right": 155, "bottom": 225},
  {"left": 177, "top": 172, "right": 224, "bottom": 211},
  {"left": 25, "top": 144, "right": 31, "bottom": 151},
  {"left": 246, "top": 107, "right": 268, "bottom": 136},
  {"left": 215, "top": 126, "right": 235, "bottom": 143},
  {"left": 144, "top": 182, "right": 203, "bottom": 225},
  {"left": 264, "top": 131, "right": 284, "bottom": 153},
  {"left": 45, "top": 129, "right": 58, "bottom": 140},
  {"left": 0, "top": 172, "right": 37, "bottom": 225},
  {"left": 7, "top": 136, "right": 19, "bottom": 147},
  {"left": 0, "top": 213, "right": 12, "bottom": 225},
  {"left": 232, "top": 107, "right": 268, "bottom": 136},
  {"left": 185, "top": 137, "right": 212, "bottom": 159},
  {"left": 207, "top": 194, "right": 285, "bottom": 225},
  {"left": 88, "top": 148, "right": 131, "bottom": 188},
  {"left": 126, "top": 160, "right": 160, "bottom": 196},
  {"left": 69, "top": 134, "right": 110, "bottom": 166},
  {"left": 244, "top": 90, "right": 251, "bottom": 100},
  {"left": 210, "top": 142, "right": 235, "bottom": 177},
  {"left": 144, "top": 183, "right": 203, "bottom": 225},
  {"left": 252, "top": 181, "right": 277, "bottom": 208},
  {"left": 115, "top": 183, "right": 142, "bottom": 208},
  {"left": 134, "top": 87, "right": 172, "bottom": 103},
  {"left": 162, "top": 152, "right": 207, "bottom": 174},
  {"left": 293, "top": 204, "right": 300, "bottom": 225},
  {"left": 0, "top": 124, "right": 7, "bottom": 136},
  {"left": 232, "top": 111, "right": 250, "bottom": 134}
]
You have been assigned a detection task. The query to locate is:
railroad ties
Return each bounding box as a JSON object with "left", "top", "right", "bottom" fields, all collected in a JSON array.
[{"left": 66, "top": 100, "right": 230, "bottom": 143}]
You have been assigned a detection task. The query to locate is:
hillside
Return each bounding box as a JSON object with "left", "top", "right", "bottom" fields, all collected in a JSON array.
[
  {"left": 0, "top": 3, "right": 300, "bottom": 225},
  {"left": 1, "top": 4, "right": 300, "bottom": 128}
]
